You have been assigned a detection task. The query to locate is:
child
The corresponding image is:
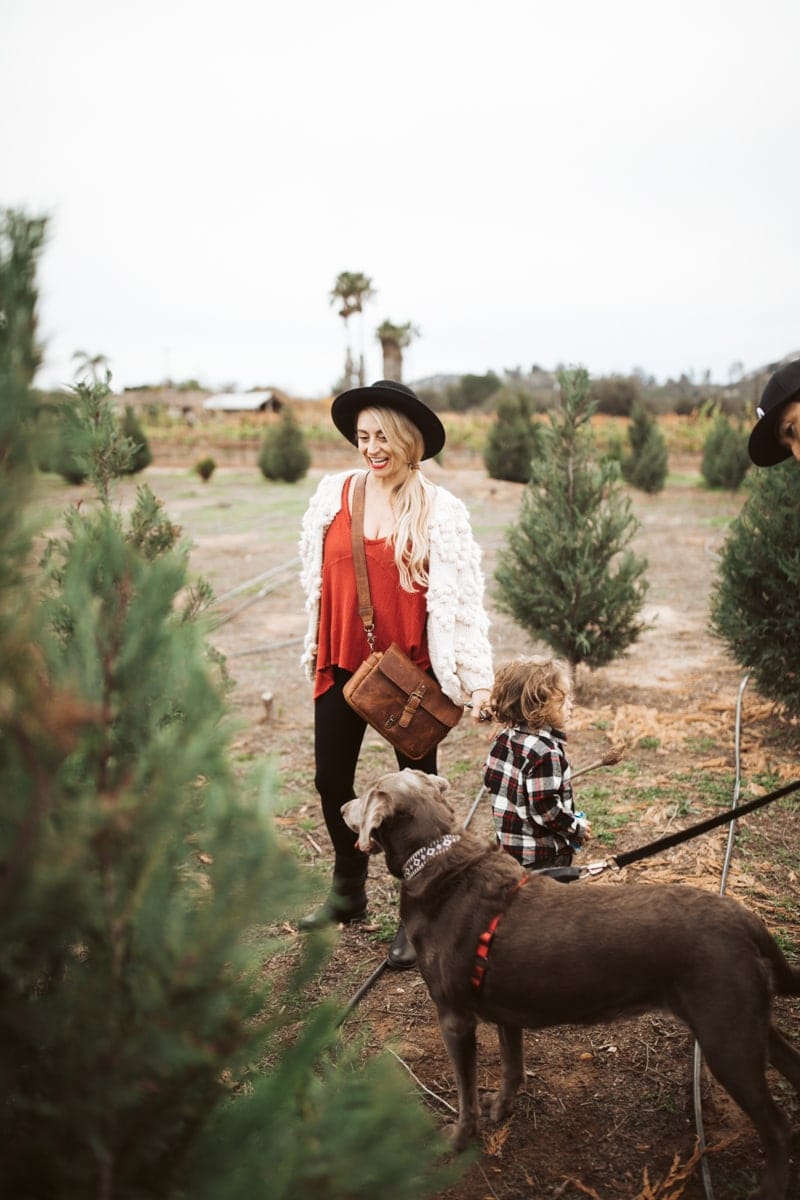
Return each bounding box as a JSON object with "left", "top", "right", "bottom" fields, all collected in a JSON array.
[{"left": 483, "top": 657, "right": 590, "bottom": 869}]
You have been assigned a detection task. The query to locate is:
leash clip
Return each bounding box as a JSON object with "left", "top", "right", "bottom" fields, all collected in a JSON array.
[{"left": 580, "top": 857, "right": 619, "bottom": 879}]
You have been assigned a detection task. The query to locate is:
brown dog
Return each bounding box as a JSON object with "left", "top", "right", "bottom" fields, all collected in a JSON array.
[{"left": 342, "top": 769, "right": 800, "bottom": 1200}]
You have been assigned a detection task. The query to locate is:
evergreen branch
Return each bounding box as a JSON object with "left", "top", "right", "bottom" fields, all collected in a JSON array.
[{"left": 0, "top": 727, "right": 54, "bottom": 913}]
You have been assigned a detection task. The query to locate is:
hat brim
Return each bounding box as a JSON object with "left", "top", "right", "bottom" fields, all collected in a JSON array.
[
  {"left": 331, "top": 383, "right": 446, "bottom": 460},
  {"left": 748, "top": 403, "right": 793, "bottom": 467}
]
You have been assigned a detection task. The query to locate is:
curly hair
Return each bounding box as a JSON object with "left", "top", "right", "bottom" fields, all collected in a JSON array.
[{"left": 489, "top": 657, "right": 572, "bottom": 727}]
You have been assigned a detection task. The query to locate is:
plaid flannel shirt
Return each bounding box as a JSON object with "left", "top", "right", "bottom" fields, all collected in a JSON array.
[{"left": 484, "top": 723, "right": 586, "bottom": 867}]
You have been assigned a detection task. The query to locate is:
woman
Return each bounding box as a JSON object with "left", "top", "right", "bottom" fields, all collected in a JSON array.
[
  {"left": 748, "top": 358, "right": 800, "bottom": 466},
  {"left": 298, "top": 380, "right": 493, "bottom": 967}
]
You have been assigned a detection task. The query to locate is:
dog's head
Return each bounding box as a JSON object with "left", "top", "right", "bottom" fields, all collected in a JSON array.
[{"left": 342, "top": 769, "right": 455, "bottom": 878}]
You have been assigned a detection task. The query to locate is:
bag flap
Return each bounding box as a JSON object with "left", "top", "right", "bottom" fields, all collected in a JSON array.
[{"left": 378, "top": 645, "right": 462, "bottom": 729}]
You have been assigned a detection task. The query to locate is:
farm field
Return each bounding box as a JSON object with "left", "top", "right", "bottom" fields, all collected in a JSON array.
[{"left": 35, "top": 446, "right": 800, "bottom": 1200}]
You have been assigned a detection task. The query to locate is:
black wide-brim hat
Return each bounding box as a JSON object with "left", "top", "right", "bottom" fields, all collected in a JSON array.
[
  {"left": 748, "top": 359, "right": 800, "bottom": 466},
  {"left": 331, "top": 380, "right": 446, "bottom": 461}
]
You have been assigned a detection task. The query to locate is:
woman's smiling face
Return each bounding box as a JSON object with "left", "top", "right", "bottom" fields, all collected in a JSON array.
[
  {"left": 778, "top": 399, "right": 800, "bottom": 463},
  {"left": 356, "top": 410, "right": 407, "bottom": 485}
]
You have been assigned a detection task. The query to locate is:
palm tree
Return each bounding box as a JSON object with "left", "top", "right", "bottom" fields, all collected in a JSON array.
[
  {"left": 376, "top": 319, "right": 419, "bottom": 383},
  {"left": 0, "top": 208, "right": 48, "bottom": 388},
  {"left": 329, "top": 272, "right": 374, "bottom": 388},
  {"left": 72, "top": 349, "right": 110, "bottom": 383}
]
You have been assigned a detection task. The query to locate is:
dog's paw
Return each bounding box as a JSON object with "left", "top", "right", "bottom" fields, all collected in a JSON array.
[
  {"left": 440, "top": 1120, "right": 476, "bottom": 1153},
  {"left": 481, "top": 1090, "right": 514, "bottom": 1124}
]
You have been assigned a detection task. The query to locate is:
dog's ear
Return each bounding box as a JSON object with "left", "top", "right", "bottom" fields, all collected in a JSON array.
[
  {"left": 352, "top": 787, "right": 390, "bottom": 854},
  {"left": 415, "top": 770, "right": 455, "bottom": 814},
  {"left": 401, "top": 768, "right": 450, "bottom": 794}
]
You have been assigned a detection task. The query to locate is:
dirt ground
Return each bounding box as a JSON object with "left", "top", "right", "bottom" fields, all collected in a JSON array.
[{"left": 85, "top": 448, "right": 800, "bottom": 1199}]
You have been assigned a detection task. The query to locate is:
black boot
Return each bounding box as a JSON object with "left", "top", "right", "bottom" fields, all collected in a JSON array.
[
  {"left": 299, "top": 854, "right": 368, "bottom": 931},
  {"left": 386, "top": 922, "right": 417, "bottom": 970}
]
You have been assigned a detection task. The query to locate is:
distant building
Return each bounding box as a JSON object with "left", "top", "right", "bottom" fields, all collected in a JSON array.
[{"left": 203, "top": 390, "right": 283, "bottom": 413}]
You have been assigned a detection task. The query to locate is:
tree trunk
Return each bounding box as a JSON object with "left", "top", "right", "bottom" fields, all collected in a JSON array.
[
  {"left": 380, "top": 338, "right": 402, "bottom": 382},
  {"left": 344, "top": 346, "right": 356, "bottom": 389}
]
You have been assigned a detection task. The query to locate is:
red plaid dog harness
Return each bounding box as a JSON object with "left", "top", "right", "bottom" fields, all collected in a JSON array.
[{"left": 471, "top": 873, "right": 529, "bottom": 992}]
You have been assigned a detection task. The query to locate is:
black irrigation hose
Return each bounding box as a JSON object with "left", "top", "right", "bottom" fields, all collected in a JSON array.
[
  {"left": 692, "top": 672, "right": 750, "bottom": 1200},
  {"left": 336, "top": 959, "right": 388, "bottom": 1027}
]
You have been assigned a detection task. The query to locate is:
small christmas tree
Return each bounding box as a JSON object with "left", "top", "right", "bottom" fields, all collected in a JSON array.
[
  {"left": 701, "top": 412, "right": 751, "bottom": 490},
  {"left": 483, "top": 388, "right": 542, "bottom": 483},
  {"left": 120, "top": 403, "right": 153, "bottom": 473},
  {"left": 710, "top": 463, "right": 800, "bottom": 715},
  {"left": 621, "top": 403, "right": 668, "bottom": 494},
  {"left": 495, "top": 368, "right": 649, "bottom": 675},
  {"left": 1, "top": 216, "right": 456, "bottom": 1200},
  {"left": 258, "top": 407, "right": 311, "bottom": 483}
]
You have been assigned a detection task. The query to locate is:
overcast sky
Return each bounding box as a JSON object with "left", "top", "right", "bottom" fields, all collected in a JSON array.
[{"left": 3, "top": 0, "right": 799, "bottom": 398}]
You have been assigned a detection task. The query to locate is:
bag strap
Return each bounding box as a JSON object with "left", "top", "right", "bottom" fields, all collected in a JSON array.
[{"left": 350, "top": 472, "right": 376, "bottom": 652}]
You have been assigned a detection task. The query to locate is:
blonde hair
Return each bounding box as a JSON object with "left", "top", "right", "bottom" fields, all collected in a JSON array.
[
  {"left": 360, "top": 405, "right": 432, "bottom": 592},
  {"left": 489, "top": 657, "right": 572, "bottom": 728}
]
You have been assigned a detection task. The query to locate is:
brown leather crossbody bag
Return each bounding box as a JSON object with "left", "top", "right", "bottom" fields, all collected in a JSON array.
[{"left": 342, "top": 473, "right": 463, "bottom": 760}]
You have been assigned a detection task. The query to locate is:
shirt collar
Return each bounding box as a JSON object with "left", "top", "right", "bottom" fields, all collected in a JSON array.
[{"left": 514, "top": 722, "right": 567, "bottom": 742}]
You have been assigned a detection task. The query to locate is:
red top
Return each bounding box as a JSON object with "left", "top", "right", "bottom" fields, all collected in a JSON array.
[{"left": 314, "top": 475, "right": 430, "bottom": 699}]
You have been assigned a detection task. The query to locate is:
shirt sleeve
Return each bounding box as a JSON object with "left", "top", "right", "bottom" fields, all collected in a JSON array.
[{"left": 524, "top": 748, "right": 583, "bottom": 839}]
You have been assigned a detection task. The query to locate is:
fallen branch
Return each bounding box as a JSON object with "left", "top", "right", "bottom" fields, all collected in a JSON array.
[
  {"left": 572, "top": 741, "right": 626, "bottom": 780},
  {"left": 385, "top": 1048, "right": 456, "bottom": 1114}
]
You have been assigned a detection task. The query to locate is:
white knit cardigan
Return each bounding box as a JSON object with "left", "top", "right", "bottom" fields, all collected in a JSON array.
[{"left": 299, "top": 469, "right": 493, "bottom": 705}]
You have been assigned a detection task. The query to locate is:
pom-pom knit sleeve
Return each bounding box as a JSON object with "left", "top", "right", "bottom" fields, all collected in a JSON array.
[{"left": 425, "top": 486, "right": 493, "bottom": 704}]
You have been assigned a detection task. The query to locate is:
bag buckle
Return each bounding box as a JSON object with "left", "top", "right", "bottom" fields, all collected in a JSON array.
[{"left": 399, "top": 685, "right": 427, "bottom": 728}]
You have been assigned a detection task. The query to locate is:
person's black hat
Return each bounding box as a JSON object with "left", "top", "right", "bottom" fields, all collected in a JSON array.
[
  {"left": 748, "top": 359, "right": 800, "bottom": 466},
  {"left": 331, "top": 380, "right": 446, "bottom": 460}
]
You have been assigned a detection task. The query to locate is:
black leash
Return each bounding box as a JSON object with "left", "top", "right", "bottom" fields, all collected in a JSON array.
[
  {"left": 605, "top": 776, "right": 800, "bottom": 871},
  {"left": 339, "top": 776, "right": 800, "bottom": 1021}
]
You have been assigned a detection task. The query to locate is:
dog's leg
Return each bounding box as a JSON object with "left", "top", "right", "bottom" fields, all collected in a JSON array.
[
  {"left": 437, "top": 1009, "right": 480, "bottom": 1151},
  {"left": 695, "top": 1022, "right": 791, "bottom": 1200},
  {"left": 769, "top": 1025, "right": 800, "bottom": 1093},
  {"left": 483, "top": 1024, "right": 524, "bottom": 1124}
]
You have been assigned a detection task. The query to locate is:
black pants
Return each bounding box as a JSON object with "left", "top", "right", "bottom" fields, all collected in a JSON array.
[{"left": 314, "top": 667, "right": 438, "bottom": 859}]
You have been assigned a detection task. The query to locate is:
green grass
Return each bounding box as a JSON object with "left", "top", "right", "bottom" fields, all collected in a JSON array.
[
  {"left": 685, "top": 734, "right": 718, "bottom": 754},
  {"left": 368, "top": 912, "right": 399, "bottom": 942},
  {"left": 442, "top": 756, "right": 479, "bottom": 787},
  {"left": 577, "top": 767, "right": 745, "bottom": 851},
  {"left": 578, "top": 783, "right": 639, "bottom": 846},
  {"left": 672, "top": 771, "right": 737, "bottom": 808}
]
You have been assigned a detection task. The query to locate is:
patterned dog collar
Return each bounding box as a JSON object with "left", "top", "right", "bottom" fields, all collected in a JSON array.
[{"left": 403, "top": 834, "right": 462, "bottom": 880}]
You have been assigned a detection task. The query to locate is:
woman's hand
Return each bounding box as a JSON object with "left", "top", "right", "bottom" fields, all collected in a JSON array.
[{"left": 468, "top": 688, "right": 492, "bottom": 724}]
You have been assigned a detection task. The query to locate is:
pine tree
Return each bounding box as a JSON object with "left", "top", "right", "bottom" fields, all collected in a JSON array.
[
  {"left": 701, "top": 412, "right": 751, "bottom": 490},
  {"left": 120, "top": 403, "right": 153, "bottom": 473},
  {"left": 1, "top": 217, "right": 455, "bottom": 1200},
  {"left": 710, "top": 463, "right": 800, "bottom": 715},
  {"left": 258, "top": 407, "right": 311, "bottom": 483},
  {"left": 495, "top": 368, "right": 649, "bottom": 674},
  {"left": 483, "top": 388, "right": 542, "bottom": 483},
  {"left": 621, "top": 404, "right": 668, "bottom": 494},
  {"left": 0, "top": 207, "right": 47, "bottom": 389}
]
